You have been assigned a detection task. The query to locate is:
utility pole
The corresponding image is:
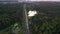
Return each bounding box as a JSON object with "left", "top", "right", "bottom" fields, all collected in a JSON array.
[{"left": 23, "top": 3, "right": 30, "bottom": 34}]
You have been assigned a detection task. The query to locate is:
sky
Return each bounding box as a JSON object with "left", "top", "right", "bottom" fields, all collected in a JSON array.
[
  {"left": 18, "top": 0, "right": 60, "bottom": 2},
  {"left": 28, "top": 0, "right": 60, "bottom": 1},
  {"left": 0, "top": 0, "right": 60, "bottom": 2}
]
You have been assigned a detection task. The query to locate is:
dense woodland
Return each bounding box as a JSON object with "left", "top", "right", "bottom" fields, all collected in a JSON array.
[{"left": 0, "top": 2, "right": 60, "bottom": 34}]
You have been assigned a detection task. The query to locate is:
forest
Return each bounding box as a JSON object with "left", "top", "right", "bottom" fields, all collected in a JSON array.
[{"left": 0, "top": 2, "right": 60, "bottom": 34}]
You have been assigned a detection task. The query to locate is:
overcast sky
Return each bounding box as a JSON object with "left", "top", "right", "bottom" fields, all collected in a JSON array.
[
  {"left": 0, "top": 0, "right": 60, "bottom": 2},
  {"left": 18, "top": 0, "right": 60, "bottom": 2},
  {"left": 29, "top": 0, "right": 60, "bottom": 1}
]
